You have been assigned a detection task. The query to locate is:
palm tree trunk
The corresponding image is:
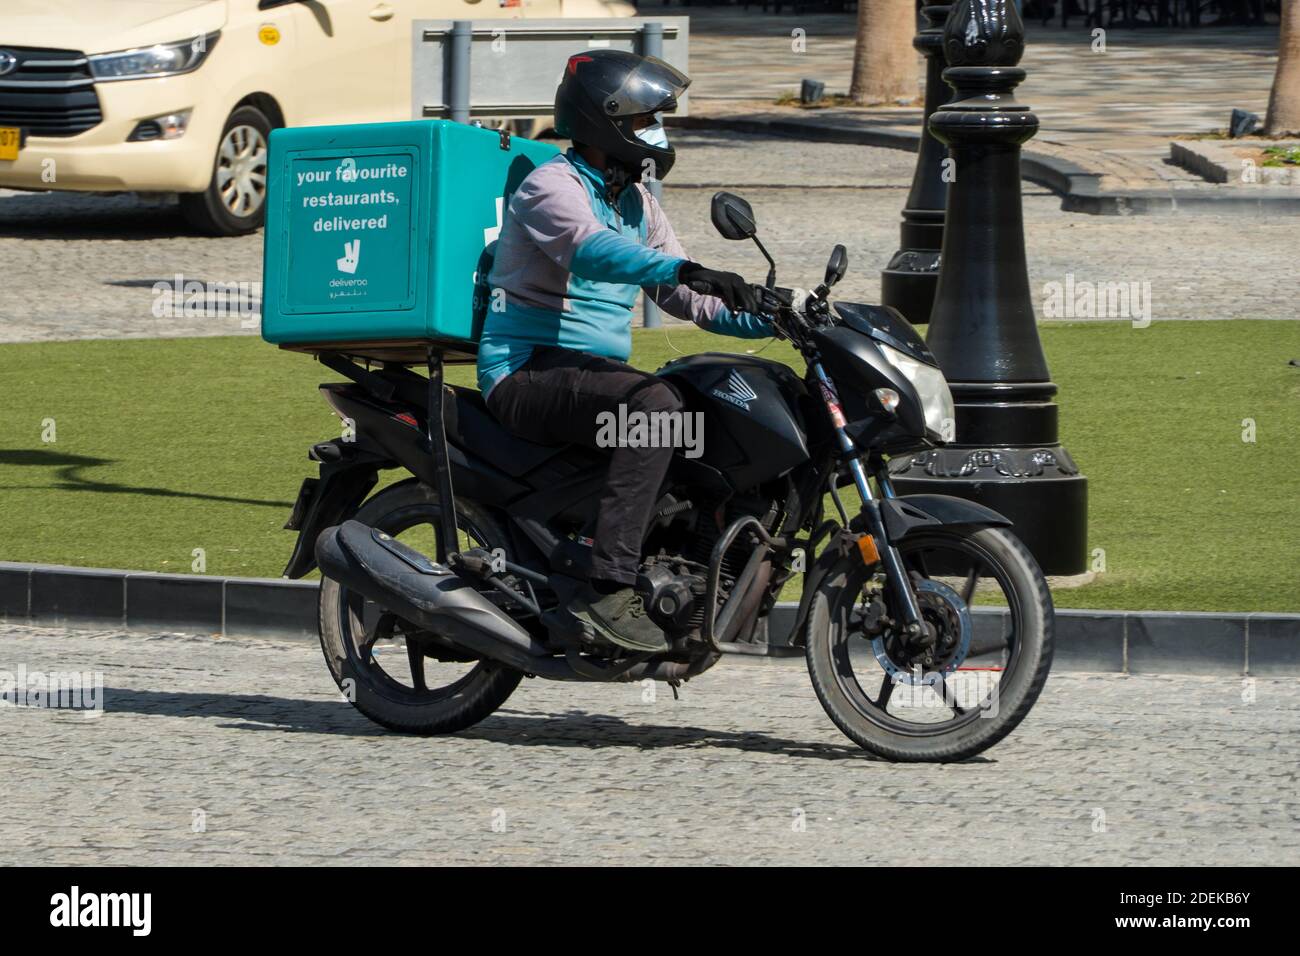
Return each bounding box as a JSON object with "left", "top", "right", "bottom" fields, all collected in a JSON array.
[
  {"left": 850, "top": 0, "right": 920, "bottom": 106},
  {"left": 1265, "top": 0, "right": 1300, "bottom": 135}
]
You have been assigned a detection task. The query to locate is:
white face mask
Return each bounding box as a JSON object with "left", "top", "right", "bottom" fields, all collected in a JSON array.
[{"left": 634, "top": 120, "right": 668, "bottom": 150}]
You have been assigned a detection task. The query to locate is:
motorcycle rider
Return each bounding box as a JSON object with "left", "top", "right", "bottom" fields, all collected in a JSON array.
[{"left": 478, "top": 50, "right": 771, "bottom": 653}]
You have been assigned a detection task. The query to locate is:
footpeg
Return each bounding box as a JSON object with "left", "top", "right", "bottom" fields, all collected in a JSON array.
[{"left": 542, "top": 606, "right": 597, "bottom": 645}]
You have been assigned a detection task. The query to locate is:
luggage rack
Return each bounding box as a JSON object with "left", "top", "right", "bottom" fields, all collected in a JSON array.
[
  {"left": 279, "top": 337, "right": 478, "bottom": 367},
  {"left": 283, "top": 338, "right": 473, "bottom": 562}
]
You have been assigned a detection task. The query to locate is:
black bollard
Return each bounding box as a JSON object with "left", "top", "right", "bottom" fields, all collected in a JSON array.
[
  {"left": 887, "top": 0, "right": 1088, "bottom": 576},
  {"left": 880, "top": 3, "right": 953, "bottom": 328}
]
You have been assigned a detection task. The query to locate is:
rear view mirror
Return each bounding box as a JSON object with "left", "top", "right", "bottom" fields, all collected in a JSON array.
[
  {"left": 710, "top": 191, "right": 757, "bottom": 241},
  {"left": 825, "top": 244, "right": 848, "bottom": 287}
]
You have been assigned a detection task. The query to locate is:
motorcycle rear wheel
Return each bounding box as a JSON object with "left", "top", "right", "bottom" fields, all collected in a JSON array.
[
  {"left": 318, "top": 479, "right": 523, "bottom": 734},
  {"left": 805, "top": 526, "right": 1053, "bottom": 762}
]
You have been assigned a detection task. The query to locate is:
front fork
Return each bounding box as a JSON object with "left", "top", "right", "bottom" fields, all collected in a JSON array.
[{"left": 810, "top": 362, "right": 925, "bottom": 634}]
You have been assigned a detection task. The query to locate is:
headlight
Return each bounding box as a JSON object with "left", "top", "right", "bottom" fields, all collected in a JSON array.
[
  {"left": 89, "top": 33, "right": 219, "bottom": 81},
  {"left": 879, "top": 342, "right": 955, "bottom": 442}
]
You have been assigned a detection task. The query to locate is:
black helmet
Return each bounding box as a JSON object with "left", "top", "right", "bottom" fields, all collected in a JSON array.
[{"left": 553, "top": 49, "right": 690, "bottom": 182}]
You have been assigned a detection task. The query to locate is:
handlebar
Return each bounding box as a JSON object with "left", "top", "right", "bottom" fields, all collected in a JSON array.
[
  {"left": 683, "top": 278, "right": 830, "bottom": 350},
  {"left": 753, "top": 284, "right": 827, "bottom": 348}
]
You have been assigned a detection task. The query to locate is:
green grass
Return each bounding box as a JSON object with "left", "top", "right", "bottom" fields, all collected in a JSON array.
[
  {"left": 1, "top": 321, "right": 1296, "bottom": 612},
  {"left": 1262, "top": 145, "right": 1300, "bottom": 167}
]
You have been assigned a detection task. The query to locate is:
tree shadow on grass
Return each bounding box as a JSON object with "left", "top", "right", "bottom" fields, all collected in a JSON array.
[{"left": 0, "top": 447, "right": 290, "bottom": 509}]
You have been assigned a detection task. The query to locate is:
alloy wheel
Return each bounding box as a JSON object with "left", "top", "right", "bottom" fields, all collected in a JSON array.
[{"left": 215, "top": 124, "right": 268, "bottom": 218}]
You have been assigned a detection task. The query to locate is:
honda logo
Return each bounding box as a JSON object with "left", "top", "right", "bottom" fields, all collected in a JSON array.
[
  {"left": 0, "top": 51, "right": 18, "bottom": 77},
  {"left": 710, "top": 369, "right": 758, "bottom": 411}
]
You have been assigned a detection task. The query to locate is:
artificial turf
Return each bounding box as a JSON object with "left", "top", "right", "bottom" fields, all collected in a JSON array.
[{"left": 0, "top": 320, "right": 1295, "bottom": 612}]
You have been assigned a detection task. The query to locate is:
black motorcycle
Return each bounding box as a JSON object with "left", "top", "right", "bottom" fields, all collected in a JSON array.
[{"left": 281, "top": 192, "right": 1053, "bottom": 762}]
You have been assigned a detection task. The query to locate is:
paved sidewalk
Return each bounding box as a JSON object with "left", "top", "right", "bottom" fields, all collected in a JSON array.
[
  {"left": 2, "top": 623, "right": 1297, "bottom": 865},
  {"left": 674, "top": 4, "right": 1281, "bottom": 194}
]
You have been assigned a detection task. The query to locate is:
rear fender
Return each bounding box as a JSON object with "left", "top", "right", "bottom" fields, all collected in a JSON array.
[{"left": 282, "top": 438, "right": 389, "bottom": 579}]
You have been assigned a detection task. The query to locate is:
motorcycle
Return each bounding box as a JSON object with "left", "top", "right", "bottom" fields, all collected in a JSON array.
[{"left": 281, "top": 191, "right": 1053, "bottom": 762}]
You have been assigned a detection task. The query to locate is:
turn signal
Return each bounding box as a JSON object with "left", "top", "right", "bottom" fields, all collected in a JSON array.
[
  {"left": 857, "top": 534, "right": 880, "bottom": 565},
  {"left": 874, "top": 388, "right": 900, "bottom": 412}
]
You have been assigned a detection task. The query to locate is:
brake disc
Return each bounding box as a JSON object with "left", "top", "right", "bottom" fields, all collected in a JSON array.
[{"left": 870, "top": 578, "right": 972, "bottom": 686}]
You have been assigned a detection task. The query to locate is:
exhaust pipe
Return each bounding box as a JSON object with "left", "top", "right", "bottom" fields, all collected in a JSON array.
[
  {"left": 315, "top": 521, "right": 718, "bottom": 685},
  {"left": 315, "top": 520, "right": 566, "bottom": 675}
]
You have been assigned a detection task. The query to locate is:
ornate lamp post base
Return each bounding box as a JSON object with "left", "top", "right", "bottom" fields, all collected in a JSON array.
[{"left": 888, "top": 384, "right": 1088, "bottom": 575}]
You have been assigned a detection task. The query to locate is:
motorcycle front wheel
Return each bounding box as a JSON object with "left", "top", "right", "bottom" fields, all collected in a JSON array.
[{"left": 805, "top": 526, "right": 1053, "bottom": 762}]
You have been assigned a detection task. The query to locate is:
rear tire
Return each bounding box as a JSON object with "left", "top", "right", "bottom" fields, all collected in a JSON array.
[{"left": 319, "top": 480, "right": 522, "bottom": 734}]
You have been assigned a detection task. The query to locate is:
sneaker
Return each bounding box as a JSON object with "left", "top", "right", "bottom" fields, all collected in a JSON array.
[{"left": 569, "top": 587, "right": 668, "bottom": 652}]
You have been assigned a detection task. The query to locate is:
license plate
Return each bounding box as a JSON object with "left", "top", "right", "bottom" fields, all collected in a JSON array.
[{"left": 0, "top": 127, "right": 20, "bottom": 161}]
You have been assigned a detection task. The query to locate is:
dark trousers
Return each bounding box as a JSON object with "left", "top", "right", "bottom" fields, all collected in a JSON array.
[{"left": 485, "top": 346, "right": 682, "bottom": 586}]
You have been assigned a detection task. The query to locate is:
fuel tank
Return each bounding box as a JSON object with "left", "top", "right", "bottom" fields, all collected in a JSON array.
[{"left": 657, "top": 353, "right": 812, "bottom": 491}]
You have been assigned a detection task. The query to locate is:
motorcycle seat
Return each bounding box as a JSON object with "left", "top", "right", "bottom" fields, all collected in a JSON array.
[{"left": 445, "top": 386, "right": 571, "bottom": 478}]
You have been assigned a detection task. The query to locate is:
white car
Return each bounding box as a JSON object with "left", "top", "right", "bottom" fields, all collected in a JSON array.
[{"left": 0, "top": 0, "right": 632, "bottom": 234}]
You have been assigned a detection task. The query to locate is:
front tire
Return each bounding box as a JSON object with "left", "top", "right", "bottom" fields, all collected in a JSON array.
[
  {"left": 319, "top": 480, "right": 522, "bottom": 734},
  {"left": 805, "top": 526, "right": 1053, "bottom": 762}
]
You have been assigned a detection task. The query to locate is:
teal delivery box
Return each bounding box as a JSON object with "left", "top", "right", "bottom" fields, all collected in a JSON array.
[{"left": 261, "top": 120, "right": 559, "bottom": 362}]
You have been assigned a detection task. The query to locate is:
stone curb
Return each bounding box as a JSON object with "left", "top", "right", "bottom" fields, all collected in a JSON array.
[
  {"left": 0, "top": 561, "right": 319, "bottom": 642},
  {"left": 1170, "top": 139, "right": 1300, "bottom": 187},
  {"left": 2, "top": 560, "right": 1296, "bottom": 676},
  {"left": 672, "top": 115, "right": 1300, "bottom": 217}
]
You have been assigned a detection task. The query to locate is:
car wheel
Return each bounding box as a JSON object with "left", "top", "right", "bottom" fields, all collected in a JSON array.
[{"left": 180, "top": 105, "right": 272, "bottom": 236}]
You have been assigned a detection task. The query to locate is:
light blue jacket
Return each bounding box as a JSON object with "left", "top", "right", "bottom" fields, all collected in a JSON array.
[{"left": 477, "top": 149, "right": 770, "bottom": 394}]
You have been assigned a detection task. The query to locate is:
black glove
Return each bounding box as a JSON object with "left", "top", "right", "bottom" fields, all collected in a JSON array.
[{"left": 677, "top": 262, "right": 760, "bottom": 316}]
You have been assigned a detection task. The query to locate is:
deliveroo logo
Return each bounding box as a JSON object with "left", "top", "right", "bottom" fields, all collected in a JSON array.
[{"left": 336, "top": 239, "right": 361, "bottom": 274}]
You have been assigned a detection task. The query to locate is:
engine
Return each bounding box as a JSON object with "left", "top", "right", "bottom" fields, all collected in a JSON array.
[{"left": 639, "top": 492, "right": 779, "bottom": 636}]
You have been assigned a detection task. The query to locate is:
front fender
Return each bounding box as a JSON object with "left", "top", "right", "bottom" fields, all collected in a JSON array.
[
  {"left": 790, "top": 495, "right": 1010, "bottom": 647},
  {"left": 879, "top": 494, "right": 1011, "bottom": 542}
]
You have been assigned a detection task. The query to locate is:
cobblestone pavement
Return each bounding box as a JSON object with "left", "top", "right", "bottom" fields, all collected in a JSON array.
[
  {"left": 1, "top": 131, "right": 1295, "bottom": 343},
  {"left": 673, "top": 4, "right": 1280, "bottom": 187},
  {"left": 2, "top": 623, "right": 1296, "bottom": 865}
]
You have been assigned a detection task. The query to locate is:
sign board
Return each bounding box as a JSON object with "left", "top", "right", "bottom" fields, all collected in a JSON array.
[
  {"left": 281, "top": 148, "right": 418, "bottom": 315},
  {"left": 412, "top": 17, "right": 691, "bottom": 121}
]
